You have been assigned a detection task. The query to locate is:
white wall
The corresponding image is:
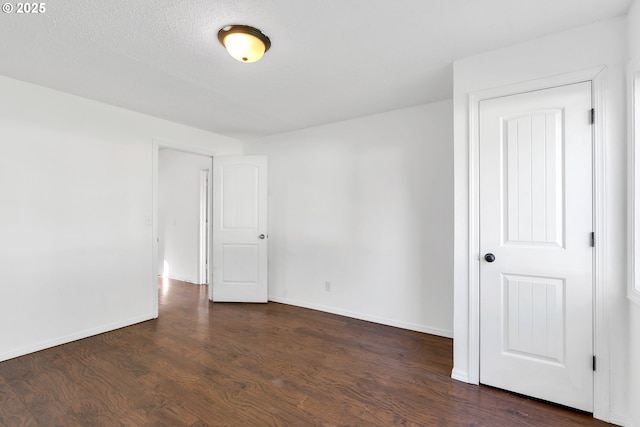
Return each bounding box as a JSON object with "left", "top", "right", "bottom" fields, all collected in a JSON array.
[
  {"left": 244, "top": 101, "right": 454, "bottom": 337},
  {"left": 627, "top": 2, "right": 640, "bottom": 426},
  {"left": 629, "top": 0, "right": 640, "bottom": 63},
  {"left": 452, "top": 17, "right": 628, "bottom": 423},
  {"left": 630, "top": 304, "right": 640, "bottom": 427},
  {"left": 158, "top": 149, "right": 211, "bottom": 284},
  {"left": 0, "top": 76, "right": 241, "bottom": 362}
]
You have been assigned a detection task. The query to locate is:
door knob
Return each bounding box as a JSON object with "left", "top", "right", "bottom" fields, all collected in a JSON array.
[
  {"left": 484, "top": 253, "right": 496, "bottom": 263},
  {"left": 258, "top": 234, "right": 266, "bottom": 239}
]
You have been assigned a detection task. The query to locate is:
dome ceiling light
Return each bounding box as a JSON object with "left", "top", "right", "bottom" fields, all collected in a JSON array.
[{"left": 218, "top": 25, "right": 271, "bottom": 63}]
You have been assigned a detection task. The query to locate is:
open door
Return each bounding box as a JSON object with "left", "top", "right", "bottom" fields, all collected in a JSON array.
[{"left": 212, "top": 156, "right": 268, "bottom": 302}]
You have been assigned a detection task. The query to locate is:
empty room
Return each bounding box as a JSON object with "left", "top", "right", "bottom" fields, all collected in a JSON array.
[{"left": 1, "top": 0, "right": 640, "bottom": 425}]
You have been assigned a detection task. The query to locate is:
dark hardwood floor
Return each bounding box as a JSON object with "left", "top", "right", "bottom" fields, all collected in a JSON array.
[{"left": 0, "top": 279, "right": 611, "bottom": 426}]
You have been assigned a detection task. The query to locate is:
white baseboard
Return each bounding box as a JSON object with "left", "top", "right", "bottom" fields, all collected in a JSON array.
[
  {"left": 0, "top": 312, "right": 156, "bottom": 363},
  {"left": 608, "top": 413, "right": 629, "bottom": 427},
  {"left": 161, "top": 274, "right": 203, "bottom": 285},
  {"left": 268, "top": 296, "right": 453, "bottom": 338},
  {"left": 451, "top": 368, "right": 471, "bottom": 383}
]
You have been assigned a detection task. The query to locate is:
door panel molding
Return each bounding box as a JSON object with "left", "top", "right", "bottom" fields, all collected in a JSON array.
[{"left": 466, "top": 66, "right": 609, "bottom": 421}]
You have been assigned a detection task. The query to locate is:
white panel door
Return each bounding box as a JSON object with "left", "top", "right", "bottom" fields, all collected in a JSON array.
[
  {"left": 479, "top": 82, "right": 593, "bottom": 411},
  {"left": 212, "top": 156, "right": 268, "bottom": 302}
]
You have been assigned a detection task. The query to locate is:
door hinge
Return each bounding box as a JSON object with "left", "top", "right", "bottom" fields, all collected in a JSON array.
[
  {"left": 590, "top": 108, "right": 595, "bottom": 124},
  {"left": 593, "top": 355, "right": 596, "bottom": 371},
  {"left": 590, "top": 232, "right": 595, "bottom": 247}
]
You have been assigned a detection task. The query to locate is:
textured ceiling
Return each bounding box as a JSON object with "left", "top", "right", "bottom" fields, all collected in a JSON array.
[{"left": 0, "top": 0, "right": 632, "bottom": 139}]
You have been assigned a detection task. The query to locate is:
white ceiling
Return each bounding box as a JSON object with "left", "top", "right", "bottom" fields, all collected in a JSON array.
[{"left": 0, "top": 0, "right": 632, "bottom": 139}]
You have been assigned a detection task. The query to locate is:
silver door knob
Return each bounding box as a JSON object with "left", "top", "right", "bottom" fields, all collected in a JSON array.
[{"left": 258, "top": 234, "right": 266, "bottom": 239}]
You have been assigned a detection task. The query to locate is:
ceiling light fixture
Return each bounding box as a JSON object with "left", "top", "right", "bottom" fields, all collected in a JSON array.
[{"left": 218, "top": 25, "right": 271, "bottom": 63}]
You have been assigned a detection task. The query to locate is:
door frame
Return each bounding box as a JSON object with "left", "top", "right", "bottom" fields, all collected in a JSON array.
[
  {"left": 467, "top": 66, "right": 609, "bottom": 420},
  {"left": 151, "top": 139, "right": 217, "bottom": 317},
  {"left": 628, "top": 59, "right": 640, "bottom": 305},
  {"left": 198, "top": 169, "right": 210, "bottom": 285}
]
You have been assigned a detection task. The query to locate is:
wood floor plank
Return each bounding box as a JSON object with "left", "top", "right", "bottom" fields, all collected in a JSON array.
[
  {"left": 0, "top": 279, "right": 611, "bottom": 426},
  {"left": 0, "top": 375, "right": 39, "bottom": 427}
]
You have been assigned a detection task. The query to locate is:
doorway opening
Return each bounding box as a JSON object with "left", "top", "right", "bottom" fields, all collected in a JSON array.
[{"left": 155, "top": 146, "right": 214, "bottom": 301}]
